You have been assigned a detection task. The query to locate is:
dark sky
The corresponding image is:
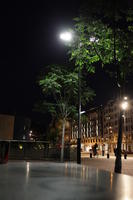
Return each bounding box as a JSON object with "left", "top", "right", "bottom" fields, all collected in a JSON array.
[
  {"left": 0, "top": 0, "right": 81, "bottom": 116},
  {"left": 0, "top": 0, "right": 132, "bottom": 118}
]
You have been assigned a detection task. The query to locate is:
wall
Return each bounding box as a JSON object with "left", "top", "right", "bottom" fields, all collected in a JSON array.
[{"left": 0, "top": 114, "right": 15, "bottom": 140}]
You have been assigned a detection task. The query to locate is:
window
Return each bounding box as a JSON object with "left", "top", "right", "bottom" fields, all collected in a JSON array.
[
  {"left": 126, "top": 126, "right": 128, "bottom": 131},
  {"left": 115, "top": 120, "right": 117, "bottom": 125}
]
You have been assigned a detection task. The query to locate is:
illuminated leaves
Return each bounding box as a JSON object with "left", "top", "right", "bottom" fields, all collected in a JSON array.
[
  {"left": 38, "top": 65, "right": 95, "bottom": 119},
  {"left": 68, "top": 2, "right": 133, "bottom": 81}
]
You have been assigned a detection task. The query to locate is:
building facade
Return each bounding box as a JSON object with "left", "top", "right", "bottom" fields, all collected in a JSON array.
[
  {"left": 71, "top": 106, "right": 104, "bottom": 153},
  {"left": 70, "top": 99, "right": 133, "bottom": 154}
]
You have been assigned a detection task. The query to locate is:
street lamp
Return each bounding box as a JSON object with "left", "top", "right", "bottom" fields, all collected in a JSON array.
[
  {"left": 60, "top": 32, "right": 72, "bottom": 42},
  {"left": 59, "top": 31, "right": 99, "bottom": 164},
  {"left": 80, "top": 111, "right": 86, "bottom": 114},
  {"left": 59, "top": 31, "right": 82, "bottom": 164},
  {"left": 121, "top": 97, "right": 128, "bottom": 152},
  {"left": 121, "top": 101, "right": 128, "bottom": 110},
  {"left": 114, "top": 97, "right": 128, "bottom": 173}
]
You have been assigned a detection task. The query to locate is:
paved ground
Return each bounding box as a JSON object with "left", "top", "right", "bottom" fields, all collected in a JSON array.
[
  {"left": 81, "top": 154, "right": 133, "bottom": 176},
  {"left": 0, "top": 161, "right": 133, "bottom": 200}
]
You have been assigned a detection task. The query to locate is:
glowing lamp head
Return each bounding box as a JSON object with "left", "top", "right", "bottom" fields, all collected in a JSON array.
[
  {"left": 80, "top": 111, "right": 86, "bottom": 114},
  {"left": 121, "top": 101, "right": 128, "bottom": 110},
  {"left": 19, "top": 144, "right": 23, "bottom": 150},
  {"left": 60, "top": 32, "right": 72, "bottom": 42},
  {"left": 124, "top": 96, "right": 127, "bottom": 100}
]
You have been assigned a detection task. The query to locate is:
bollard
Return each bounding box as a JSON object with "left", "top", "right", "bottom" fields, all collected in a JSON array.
[
  {"left": 107, "top": 153, "right": 110, "bottom": 159},
  {"left": 90, "top": 153, "right": 92, "bottom": 158}
]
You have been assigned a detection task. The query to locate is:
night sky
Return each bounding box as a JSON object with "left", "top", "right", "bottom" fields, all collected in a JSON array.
[
  {"left": 0, "top": 0, "right": 132, "bottom": 119},
  {"left": 0, "top": 0, "right": 80, "bottom": 116}
]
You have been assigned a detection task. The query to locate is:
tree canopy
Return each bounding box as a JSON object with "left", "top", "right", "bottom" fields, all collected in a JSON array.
[
  {"left": 68, "top": 0, "right": 133, "bottom": 86},
  {"left": 38, "top": 64, "right": 95, "bottom": 120}
]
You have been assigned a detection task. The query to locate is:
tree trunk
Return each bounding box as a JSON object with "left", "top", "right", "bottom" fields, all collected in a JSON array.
[
  {"left": 61, "top": 118, "right": 66, "bottom": 162},
  {"left": 114, "top": 109, "right": 123, "bottom": 173}
]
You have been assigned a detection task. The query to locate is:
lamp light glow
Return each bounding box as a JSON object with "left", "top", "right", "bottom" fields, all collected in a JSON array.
[
  {"left": 124, "top": 96, "right": 127, "bottom": 100},
  {"left": 121, "top": 101, "right": 128, "bottom": 110},
  {"left": 80, "top": 111, "right": 85, "bottom": 114},
  {"left": 60, "top": 32, "right": 72, "bottom": 42}
]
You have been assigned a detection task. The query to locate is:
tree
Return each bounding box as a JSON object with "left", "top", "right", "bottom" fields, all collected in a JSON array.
[
  {"left": 68, "top": 0, "right": 133, "bottom": 83},
  {"left": 38, "top": 64, "right": 94, "bottom": 162},
  {"left": 68, "top": 0, "right": 133, "bottom": 172}
]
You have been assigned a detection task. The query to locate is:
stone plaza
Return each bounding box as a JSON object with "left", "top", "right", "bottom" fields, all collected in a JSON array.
[{"left": 0, "top": 161, "right": 133, "bottom": 200}]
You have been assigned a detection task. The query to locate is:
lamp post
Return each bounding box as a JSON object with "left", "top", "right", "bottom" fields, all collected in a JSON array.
[
  {"left": 60, "top": 31, "right": 82, "bottom": 164},
  {"left": 122, "top": 112, "right": 126, "bottom": 151},
  {"left": 114, "top": 96, "right": 128, "bottom": 173},
  {"left": 59, "top": 32, "right": 99, "bottom": 164},
  {"left": 59, "top": 31, "right": 73, "bottom": 163}
]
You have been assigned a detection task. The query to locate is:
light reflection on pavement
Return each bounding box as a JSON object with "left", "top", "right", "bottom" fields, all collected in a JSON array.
[{"left": 0, "top": 161, "right": 133, "bottom": 200}]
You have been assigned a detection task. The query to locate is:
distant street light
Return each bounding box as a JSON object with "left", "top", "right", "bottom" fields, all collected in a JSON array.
[
  {"left": 121, "top": 100, "right": 128, "bottom": 110},
  {"left": 29, "top": 130, "right": 33, "bottom": 138},
  {"left": 122, "top": 97, "right": 128, "bottom": 151},
  {"left": 29, "top": 133, "right": 32, "bottom": 137},
  {"left": 124, "top": 96, "right": 128, "bottom": 100},
  {"left": 114, "top": 96, "right": 128, "bottom": 173}
]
